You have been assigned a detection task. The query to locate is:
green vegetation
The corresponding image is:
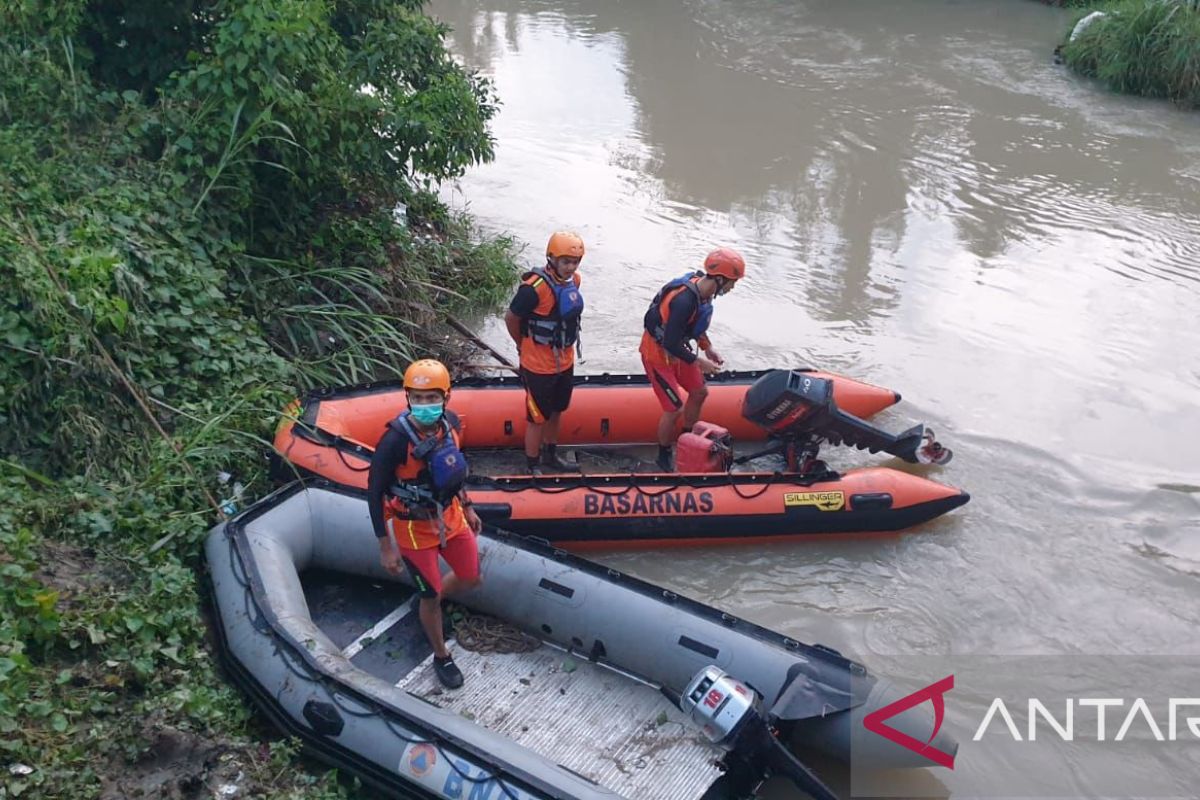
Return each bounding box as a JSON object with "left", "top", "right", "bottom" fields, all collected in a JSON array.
[
  {"left": 1058, "top": 0, "right": 1200, "bottom": 108},
  {"left": 1, "top": 1, "right": 518, "bottom": 796}
]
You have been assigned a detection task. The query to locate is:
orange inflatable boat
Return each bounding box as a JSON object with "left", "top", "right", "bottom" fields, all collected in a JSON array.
[{"left": 273, "top": 369, "right": 969, "bottom": 548}]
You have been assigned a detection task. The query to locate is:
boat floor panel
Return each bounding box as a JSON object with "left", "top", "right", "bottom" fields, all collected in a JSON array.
[
  {"left": 395, "top": 646, "right": 722, "bottom": 800},
  {"left": 302, "top": 569, "right": 413, "bottom": 650},
  {"left": 302, "top": 570, "right": 433, "bottom": 680},
  {"left": 347, "top": 607, "right": 431, "bottom": 683},
  {"left": 468, "top": 443, "right": 791, "bottom": 476}
]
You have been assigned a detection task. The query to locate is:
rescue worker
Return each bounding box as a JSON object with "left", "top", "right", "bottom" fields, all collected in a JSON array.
[
  {"left": 504, "top": 231, "right": 586, "bottom": 474},
  {"left": 640, "top": 248, "right": 747, "bottom": 471},
  {"left": 367, "top": 359, "right": 482, "bottom": 689}
]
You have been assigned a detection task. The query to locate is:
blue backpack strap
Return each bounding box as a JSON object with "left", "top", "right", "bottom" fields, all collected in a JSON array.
[
  {"left": 691, "top": 300, "right": 714, "bottom": 339},
  {"left": 673, "top": 273, "right": 709, "bottom": 337},
  {"left": 658, "top": 272, "right": 702, "bottom": 304},
  {"left": 387, "top": 410, "right": 420, "bottom": 443},
  {"left": 679, "top": 272, "right": 703, "bottom": 300},
  {"left": 390, "top": 411, "right": 461, "bottom": 458}
]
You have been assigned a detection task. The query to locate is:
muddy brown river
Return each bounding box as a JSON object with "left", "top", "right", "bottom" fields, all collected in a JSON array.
[{"left": 428, "top": 0, "right": 1200, "bottom": 795}]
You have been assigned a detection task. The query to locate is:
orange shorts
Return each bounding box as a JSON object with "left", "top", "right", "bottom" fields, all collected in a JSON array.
[
  {"left": 399, "top": 530, "right": 479, "bottom": 598},
  {"left": 643, "top": 357, "right": 705, "bottom": 411}
]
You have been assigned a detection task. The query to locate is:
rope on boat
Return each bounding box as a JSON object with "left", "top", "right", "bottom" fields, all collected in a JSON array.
[
  {"left": 467, "top": 466, "right": 837, "bottom": 498},
  {"left": 305, "top": 422, "right": 844, "bottom": 497},
  {"left": 448, "top": 603, "right": 541, "bottom": 654}
]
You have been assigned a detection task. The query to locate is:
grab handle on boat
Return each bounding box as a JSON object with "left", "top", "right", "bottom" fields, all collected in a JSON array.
[
  {"left": 302, "top": 699, "right": 345, "bottom": 737},
  {"left": 472, "top": 502, "right": 512, "bottom": 520}
]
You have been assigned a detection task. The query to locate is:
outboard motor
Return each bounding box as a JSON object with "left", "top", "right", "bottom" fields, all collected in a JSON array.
[
  {"left": 679, "top": 666, "right": 840, "bottom": 800},
  {"left": 741, "top": 370, "right": 951, "bottom": 465}
]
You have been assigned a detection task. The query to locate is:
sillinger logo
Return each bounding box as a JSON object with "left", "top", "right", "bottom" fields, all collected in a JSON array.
[{"left": 863, "top": 675, "right": 956, "bottom": 769}]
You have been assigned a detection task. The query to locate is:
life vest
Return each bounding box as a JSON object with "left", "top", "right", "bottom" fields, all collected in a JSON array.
[
  {"left": 522, "top": 268, "right": 584, "bottom": 352},
  {"left": 644, "top": 272, "right": 713, "bottom": 345},
  {"left": 387, "top": 410, "right": 469, "bottom": 505}
]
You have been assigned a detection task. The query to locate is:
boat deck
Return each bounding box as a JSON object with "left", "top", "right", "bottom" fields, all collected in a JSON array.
[
  {"left": 302, "top": 570, "right": 723, "bottom": 800},
  {"left": 468, "top": 441, "right": 794, "bottom": 476},
  {"left": 398, "top": 646, "right": 722, "bottom": 800},
  {"left": 469, "top": 444, "right": 662, "bottom": 476}
]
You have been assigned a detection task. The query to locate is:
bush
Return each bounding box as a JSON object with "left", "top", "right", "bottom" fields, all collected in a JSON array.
[
  {"left": 1060, "top": 0, "right": 1200, "bottom": 108},
  {"left": 1, "top": 0, "right": 517, "bottom": 473},
  {"left": 0, "top": 1, "right": 519, "bottom": 795}
]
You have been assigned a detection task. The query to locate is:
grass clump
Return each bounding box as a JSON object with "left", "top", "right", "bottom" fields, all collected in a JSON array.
[{"left": 1059, "top": 0, "right": 1200, "bottom": 107}]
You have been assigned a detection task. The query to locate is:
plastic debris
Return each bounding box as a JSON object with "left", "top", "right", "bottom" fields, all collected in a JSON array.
[
  {"left": 1070, "top": 11, "right": 1107, "bottom": 42},
  {"left": 220, "top": 481, "right": 246, "bottom": 516},
  {"left": 216, "top": 770, "right": 244, "bottom": 797}
]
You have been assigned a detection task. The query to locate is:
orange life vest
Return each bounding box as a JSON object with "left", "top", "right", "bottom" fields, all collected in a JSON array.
[
  {"left": 384, "top": 419, "right": 468, "bottom": 550},
  {"left": 519, "top": 270, "right": 583, "bottom": 374}
]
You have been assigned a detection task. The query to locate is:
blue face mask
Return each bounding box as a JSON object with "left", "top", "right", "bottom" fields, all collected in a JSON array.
[{"left": 409, "top": 402, "right": 444, "bottom": 426}]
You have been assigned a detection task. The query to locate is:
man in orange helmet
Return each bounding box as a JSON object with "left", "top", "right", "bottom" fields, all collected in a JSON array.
[
  {"left": 640, "top": 247, "right": 746, "bottom": 472},
  {"left": 504, "top": 231, "right": 586, "bottom": 474},
  {"left": 368, "top": 359, "right": 483, "bottom": 689}
]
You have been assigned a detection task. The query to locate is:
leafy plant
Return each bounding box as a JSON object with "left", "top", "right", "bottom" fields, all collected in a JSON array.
[{"left": 0, "top": 1, "right": 519, "bottom": 795}]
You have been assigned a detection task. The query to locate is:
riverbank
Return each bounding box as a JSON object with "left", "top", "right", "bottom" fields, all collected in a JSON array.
[
  {"left": 0, "top": 2, "right": 517, "bottom": 797},
  {"left": 1053, "top": 0, "right": 1200, "bottom": 107}
]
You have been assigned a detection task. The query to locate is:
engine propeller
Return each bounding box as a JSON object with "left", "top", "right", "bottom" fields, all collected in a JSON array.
[{"left": 740, "top": 369, "right": 953, "bottom": 466}]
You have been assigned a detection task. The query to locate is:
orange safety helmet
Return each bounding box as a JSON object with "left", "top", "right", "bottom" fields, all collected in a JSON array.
[
  {"left": 403, "top": 359, "right": 451, "bottom": 393},
  {"left": 546, "top": 231, "right": 585, "bottom": 261},
  {"left": 704, "top": 247, "right": 746, "bottom": 281}
]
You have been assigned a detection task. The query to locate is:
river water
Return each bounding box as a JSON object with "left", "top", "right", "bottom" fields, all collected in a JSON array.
[{"left": 428, "top": 0, "right": 1200, "bottom": 794}]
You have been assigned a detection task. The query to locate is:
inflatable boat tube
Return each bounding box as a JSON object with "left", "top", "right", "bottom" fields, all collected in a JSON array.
[
  {"left": 461, "top": 468, "right": 968, "bottom": 549},
  {"left": 282, "top": 450, "right": 967, "bottom": 548},
  {"left": 207, "top": 482, "right": 957, "bottom": 800},
  {"left": 275, "top": 368, "right": 900, "bottom": 456},
  {"left": 271, "top": 369, "right": 967, "bottom": 545}
]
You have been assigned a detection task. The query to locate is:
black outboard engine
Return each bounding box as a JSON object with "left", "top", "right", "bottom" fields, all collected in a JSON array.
[
  {"left": 679, "top": 666, "right": 840, "bottom": 800},
  {"left": 741, "top": 370, "right": 951, "bottom": 465}
]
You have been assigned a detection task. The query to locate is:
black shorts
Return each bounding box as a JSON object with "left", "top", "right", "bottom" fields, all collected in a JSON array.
[{"left": 520, "top": 366, "right": 574, "bottom": 423}]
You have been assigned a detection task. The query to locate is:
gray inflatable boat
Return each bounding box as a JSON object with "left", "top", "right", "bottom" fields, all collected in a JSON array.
[{"left": 206, "top": 482, "right": 955, "bottom": 799}]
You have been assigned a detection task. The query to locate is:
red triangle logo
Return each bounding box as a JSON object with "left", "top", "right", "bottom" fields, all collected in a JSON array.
[{"left": 862, "top": 674, "right": 956, "bottom": 769}]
